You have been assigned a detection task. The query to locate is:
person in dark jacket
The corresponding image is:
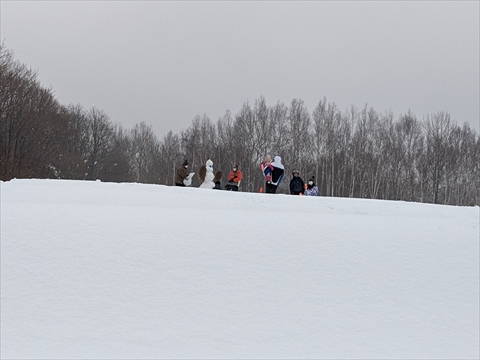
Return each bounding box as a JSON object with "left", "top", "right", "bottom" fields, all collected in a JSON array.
[
  {"left": 289, "top": 170, "right": 305, "bottom": 195},
  {"left": 175, "top": 159, "right": 189, "bottom": 186}
]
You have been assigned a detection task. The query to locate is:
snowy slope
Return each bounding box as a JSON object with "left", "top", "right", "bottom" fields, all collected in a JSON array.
[{"left": 1, "top": 179, "right": 479, "bottom": 359}]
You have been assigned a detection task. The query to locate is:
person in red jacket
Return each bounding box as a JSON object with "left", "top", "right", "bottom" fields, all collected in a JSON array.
[{"left": 226, "top": 164, "right": 243, "bottom": 191}]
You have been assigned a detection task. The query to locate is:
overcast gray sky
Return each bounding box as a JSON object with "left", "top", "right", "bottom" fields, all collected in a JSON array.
[{"left": 1, "top": 1, "right": 479, "bottom": 136}]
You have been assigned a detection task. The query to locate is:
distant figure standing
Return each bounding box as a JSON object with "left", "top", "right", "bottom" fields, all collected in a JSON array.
[
  {"left": 266, "top": 156, "right": 285, "bottom": 194},
  {"left": 304, "top": 176, "right": 319, "bottom": 196},
  {"left": 226, "top": 164, "right": 243, "bottom": 191},
  {"left": 175, "top": 159, "right": 189, "bottom": 186},
  {"left": 289, "top": 170, "right": 305, "bottom": 195}
]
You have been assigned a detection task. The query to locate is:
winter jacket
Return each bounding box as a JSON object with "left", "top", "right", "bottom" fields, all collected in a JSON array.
[
  {"left": 261, "top": 162, "right": 274, "bottom": 182},
  {"left": 227, "top": 170, "right": 243, "bottom": 185},
  {"left": 304, "top": 185, "right": 319, "bottom": 196},
  {"left": 270, "top": 156, "right": 285, "bottom": 186},
  {"left": 175, "top": 165, "right": 188, "bottom": 184},
  {"left": 290, "top": 176, "right": 305, "bottom": 195}
]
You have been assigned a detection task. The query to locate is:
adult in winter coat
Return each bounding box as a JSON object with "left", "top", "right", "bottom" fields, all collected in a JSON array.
[
  {"left": 226, "top": 164, "right": 243, "bottom": 191},
  {"left": 266, "top": 156, "right": 285, "bottom": 194},
  {"left": 289, "top": 170, "right": 305, "bottom": 195},
  {"left": 175, "top": 159, "right": 189, "bottom": 186},
  {"left": 304, "top": 176, "right": 319, "bottom": 196}
]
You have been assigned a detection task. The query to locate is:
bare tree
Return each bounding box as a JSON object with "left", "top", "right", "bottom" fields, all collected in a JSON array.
[
  {"left": 268, "top": 101, "right": 289, "bottom": 158},
  {"left": 158, "top": 130, "right": 182, "bottom": 186},
  {"left": 424, "top": 111, "right": 454, "bottom": 204},
  {"left": 128, "top": 122, "right": 162, "bottom": 183},
  {"left": 285, "top": 98, "right": 311, "bottom": 179},
  {"left": 394, "top": 111, "right": 424, "bottom": 201},
  {"left": 82, "top": 107, "right": 115, "bottom": 180},
  {"left": 233, "top": 102, "right": 257, "bottom": 191}
]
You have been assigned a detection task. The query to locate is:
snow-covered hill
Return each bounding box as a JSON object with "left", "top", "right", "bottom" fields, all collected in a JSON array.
[{"left": 1, "top": 179, "right": 479, "bottom": 359}]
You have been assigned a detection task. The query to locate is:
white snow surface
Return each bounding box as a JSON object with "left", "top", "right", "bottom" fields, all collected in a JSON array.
[{"left": 1, "top": 179, "right": 479, "bottom": 359}]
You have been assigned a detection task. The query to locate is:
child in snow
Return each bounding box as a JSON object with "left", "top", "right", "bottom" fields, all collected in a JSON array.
[
  {"left": 261, "top": 156, "right": 273, "bottom": 191},
  {"left": 304, "top": 176, "right": 319, "bottom": 196}
]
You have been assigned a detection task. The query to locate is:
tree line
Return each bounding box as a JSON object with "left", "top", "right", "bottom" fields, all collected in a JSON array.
[{"left": 1, "top": 44, "right": 479, "bottom": 205}]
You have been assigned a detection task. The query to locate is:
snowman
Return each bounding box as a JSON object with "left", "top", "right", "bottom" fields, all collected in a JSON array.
[{"left": 198, "top": 159, "right": 215, "bottom": 189}]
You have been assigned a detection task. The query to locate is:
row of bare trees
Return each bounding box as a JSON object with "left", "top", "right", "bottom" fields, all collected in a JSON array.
[{"left": 1, "top": 44, "right": 479, "bottom": 205}]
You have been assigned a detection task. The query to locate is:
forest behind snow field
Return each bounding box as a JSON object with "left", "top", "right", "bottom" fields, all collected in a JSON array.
[{"left": 1, "top": 44, "right": 479, "bottom": 206}]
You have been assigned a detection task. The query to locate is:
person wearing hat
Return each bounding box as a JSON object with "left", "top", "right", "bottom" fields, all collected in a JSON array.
[
  {"left": 289, "top": 169, "right": 305, "bottom": 195},
  {"left": 304, "top": 176, "right": 319, "bottom": 196},
  {"left": 175, "top": 159, "right": 189, "bottom": 186},
  {"left": 265, "top": 156, "right": 284, "bottom": 194},
  {"left": 226, "top": 164, "right": 243, "bottom": 191}
]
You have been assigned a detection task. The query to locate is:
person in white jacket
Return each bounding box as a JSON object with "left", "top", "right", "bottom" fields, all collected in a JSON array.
[{"left": 266, "top": 156, "right": 285, "bottom": 194}]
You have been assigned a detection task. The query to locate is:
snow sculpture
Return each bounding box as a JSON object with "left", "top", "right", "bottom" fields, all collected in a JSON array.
[{"left": 199, "top": 159, "right": 215, "bottom": 189}]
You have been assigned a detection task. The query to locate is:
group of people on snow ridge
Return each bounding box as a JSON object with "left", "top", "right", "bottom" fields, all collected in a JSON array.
[
  {"left": 289, "top": 170, "right": 319, "bottom": 196},
  {"left": 260, "top": 155, "right": 318, "bottom": 196},
  {"left": 175, "top": 156, "right": 318, "bottom": 196},
  {"left": 175, "top": 159, "right": 242, "bottom": 191}
]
